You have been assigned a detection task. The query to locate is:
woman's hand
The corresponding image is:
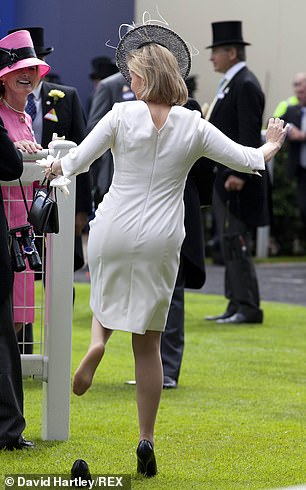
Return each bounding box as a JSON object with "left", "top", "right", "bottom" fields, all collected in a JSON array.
[
  {"left": 224, "top": 175, "right": 245, "bottom": 192},
  {"left": 45, "top": 159, "right": 63, "bottom": 180},
  {"left": 265, "top": 118, "right": 288, "bottom": 150},
  {"left": 14, "top": 140, "right": 42, "bottom": 153},
  {"left": 261, "top": 118, "right": 288, "bottom": 163}
]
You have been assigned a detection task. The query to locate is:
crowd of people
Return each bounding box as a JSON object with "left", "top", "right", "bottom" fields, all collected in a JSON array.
[{"left": 0, "top": 17, "right": 290, "bottom": 479}]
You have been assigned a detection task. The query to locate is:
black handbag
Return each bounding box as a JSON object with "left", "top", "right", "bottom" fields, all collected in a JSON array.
[{"left": 23, "top": 178, "right": 59, "bottom": 234}]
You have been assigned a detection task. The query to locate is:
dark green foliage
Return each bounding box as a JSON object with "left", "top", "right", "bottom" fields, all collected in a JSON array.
[{"left": 271, "top": 146, "right": 305, "bottom": 255}]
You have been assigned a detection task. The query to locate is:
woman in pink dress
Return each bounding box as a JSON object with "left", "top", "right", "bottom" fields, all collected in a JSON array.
[{"left": 0, "top": 30, "right": 50, "bottom": 332}]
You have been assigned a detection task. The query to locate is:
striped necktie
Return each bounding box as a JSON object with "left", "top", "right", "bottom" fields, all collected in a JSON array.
[
  {"left": 205, "top": 78, "right": 228, "bottom": 121},
  {"left": 25, "top": 93, "right": 37, "bottom": 121}
]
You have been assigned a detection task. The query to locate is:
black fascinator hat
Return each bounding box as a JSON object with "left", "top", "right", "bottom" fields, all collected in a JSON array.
[{"left": 116, "top": 24, "right": 191, "bottom": 84}]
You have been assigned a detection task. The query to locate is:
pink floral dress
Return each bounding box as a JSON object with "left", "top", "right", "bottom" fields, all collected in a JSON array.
[{"left": 0, "top": 102, "right": 36, "bottom": 324}]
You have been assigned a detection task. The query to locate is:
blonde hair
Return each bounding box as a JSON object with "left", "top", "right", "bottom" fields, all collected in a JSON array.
[{"left": 127, "top": 44, "right": 188, "bottom": 105}]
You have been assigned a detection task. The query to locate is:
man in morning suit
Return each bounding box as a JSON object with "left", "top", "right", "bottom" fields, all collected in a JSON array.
[
  {"left": 282, "top": 73, "right": 306, "bottom": 235},
  {"left": 0, "top": 117, "right": 33, "bottom": 450},
  {"left": 204, "top": 21, "right": 270, "bottom": 324},
  {"left": 86, "top": 73, "right": 213, "bottom": 388},
  {"left": 86, "top": 72, "right": 136, "bottom": 208}
]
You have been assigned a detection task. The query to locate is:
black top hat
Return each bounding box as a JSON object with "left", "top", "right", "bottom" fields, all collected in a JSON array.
[
  {"left": 90, "top": 56, "right": 118, "bottom": 80},
  {"left": 206, "top": 21, "right": 250, "bottom": 48},
  {"left": 7, "top": 27, "right": 54, "bottom": 56}
]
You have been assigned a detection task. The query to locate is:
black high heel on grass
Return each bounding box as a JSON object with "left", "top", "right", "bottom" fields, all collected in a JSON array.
[
  {"left": 71, "top": 459, "right": 92, "bottom": 483},
  {"left": 136, "top": 440, "right": 157, "bottom": 477}
]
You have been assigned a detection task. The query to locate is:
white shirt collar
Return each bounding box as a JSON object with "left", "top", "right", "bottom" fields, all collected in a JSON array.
[
  {"left": 31, "top": 81, "right": 43, "bottom": 100},
  {"left": 223, "top": 62, "right": 246, "bottom": 83}
]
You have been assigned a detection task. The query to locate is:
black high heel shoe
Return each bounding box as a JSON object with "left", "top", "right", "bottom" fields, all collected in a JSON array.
[
  {"left": 136, "top": 440, "right": 157, "bottom": 477},
  {"left": 71, "top": 459, "right": 91, "bottom": 484}
]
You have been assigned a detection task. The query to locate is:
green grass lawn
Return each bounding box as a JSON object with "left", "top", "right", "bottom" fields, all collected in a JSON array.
[{"left": 1, "top": 284, "right": 305, "bottom": 490}]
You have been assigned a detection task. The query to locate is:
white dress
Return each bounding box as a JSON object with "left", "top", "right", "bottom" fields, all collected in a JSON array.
[{"left": 61, "top": 101, "right": 265, "bottom": 334}]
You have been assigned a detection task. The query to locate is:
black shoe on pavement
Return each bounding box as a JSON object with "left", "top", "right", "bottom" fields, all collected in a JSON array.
[
  {"left": 205, "top": 311, "right": 236, "bottom": 321},
  {"left": 216, "top": 311, "right": 263, "bottom": 324},
  {"left": 163, "top": 376, "right": 177, "bottom": 389}
]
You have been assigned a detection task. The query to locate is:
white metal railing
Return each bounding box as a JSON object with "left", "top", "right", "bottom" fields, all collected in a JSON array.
[{"left": 2, "top": 139, "right": 76, "bottom": 440}]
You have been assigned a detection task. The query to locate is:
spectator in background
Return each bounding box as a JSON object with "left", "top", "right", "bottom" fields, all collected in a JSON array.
[
  {"left": 86, "top": 71, "right": 135, "bottom": 207},
  {"left": 7, "top": 26, "right": 92, "bottom": 351},
  {"left": 0, "top": 30, "right": 49, "bottom": 343},
  {"left": 87, "top": 56, "right": 118, "bottom": 115},
  {"left": 9, "top": 27, "right": 92, "bottom": 241},
  {"left": 185, "top": 75, "right": 198, "bottom": 98},
  {"left": 45, "top": 72, "right": 62, "bottom": 85},
  {"left": 273, "top": 72, "right": 306, "bottom": 118},
  {"left": 204, "top": 21, "right": 271, "bottom": 324},
  {"left": 282, "top": 72, "right": 306, "bottom": 237}
]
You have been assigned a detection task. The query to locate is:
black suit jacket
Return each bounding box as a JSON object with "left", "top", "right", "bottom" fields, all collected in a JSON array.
[
  {"left": 0, "top": 117, "right": 23, "bottom": 305},
  {"left": 39, "top": 81, "right": 91, "bottom": 216},
  {"left": 282, "top": 104, "right": 304, "bottom": 178},
  {"left": 207, "top": 66, "right": 270, "bottom": 227},
  {"left": 183, "top": 98, "right": 215, "bottom": 288},
  {"left": 86, "top": 73, "right": 136, "bottom": 198}
]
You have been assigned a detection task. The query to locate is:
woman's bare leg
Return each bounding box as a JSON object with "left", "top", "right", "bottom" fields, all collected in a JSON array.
[
  {"left": 73, "top": 315, "right": 112, "bottom": 396},
  {"left": 132, "top": 331, "right": 163, "bottom": 445}
]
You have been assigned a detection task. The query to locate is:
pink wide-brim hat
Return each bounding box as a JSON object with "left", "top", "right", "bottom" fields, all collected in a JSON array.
[{"left": 0, "top": 30, "right": 50, "bottom": 78}]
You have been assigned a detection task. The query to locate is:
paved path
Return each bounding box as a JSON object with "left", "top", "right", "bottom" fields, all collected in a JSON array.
[
  {"left": 199, "top": 262, "right": 306, "bottom": 306},
  {"left": 75, "top": 262, "right": 306, "bottom": 306}
]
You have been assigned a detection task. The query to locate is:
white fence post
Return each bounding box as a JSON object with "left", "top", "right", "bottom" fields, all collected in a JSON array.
[{"left": 42, "top": 139, "right": 76, "bottom": 440}]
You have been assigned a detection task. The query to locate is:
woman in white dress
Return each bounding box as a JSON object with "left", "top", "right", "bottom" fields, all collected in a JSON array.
[{"left": 46, "top": 23, "right": 287, "bottom": 477}]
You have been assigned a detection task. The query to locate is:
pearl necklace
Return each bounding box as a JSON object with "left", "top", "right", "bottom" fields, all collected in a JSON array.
[{"left": 2, "top": 98, "right": 26, "bottom": 123}]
